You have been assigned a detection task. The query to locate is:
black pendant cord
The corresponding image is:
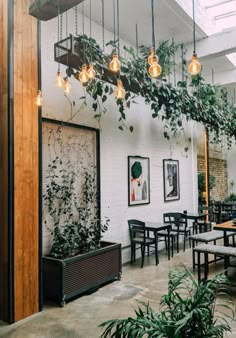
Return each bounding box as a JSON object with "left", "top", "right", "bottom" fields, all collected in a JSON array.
[
  {"left": 192, "top": 0, "right": 196, "bottom": 54},
  {"left": 57, "top": 0, "right": 60, "bottom": 71},
  {"left": 151, "top": 0, "right": 155, "bottom": 51},
  {"left": 113, "top": 0, "right": 116, "bottom": 53},
  {"left": 75, "top": 5, "right": 78, "bottom": 36},
  {"left": 102, "top": 0, "right": 105, "bottom": 51},
  {"left": 82, "top": 2, "right": 85, "bottom": 64},
  {"left": 90, "top": 0, "right": 92, "bottom": 38},
  {"left": 117, "top": 0, "right": 120, "bottom": 56},
  {"left": 136, "top": 23, "right": 139, "bottom": 57}
]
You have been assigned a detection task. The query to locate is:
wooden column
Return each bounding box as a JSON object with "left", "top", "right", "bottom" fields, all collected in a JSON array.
[
  {"left": 0, "top": 0, "right": 10, "bottom": 323},
  {"left": 0, "top": 0, "right": 40, "bottom": 323}
]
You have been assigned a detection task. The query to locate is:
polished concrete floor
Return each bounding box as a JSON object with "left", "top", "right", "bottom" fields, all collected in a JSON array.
[{"left": 1, "top": 245, "right": 236, "bottom": 338}]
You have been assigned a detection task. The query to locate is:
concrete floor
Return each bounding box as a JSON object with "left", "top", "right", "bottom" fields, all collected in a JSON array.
[{"left": 1, "top": 246, "right": 236, "bottom": 338}]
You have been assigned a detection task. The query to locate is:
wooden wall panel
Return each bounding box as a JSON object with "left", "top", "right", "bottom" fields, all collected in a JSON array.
[
  {"left": 13, "top": 0, "right": 39, "bottom": 321},
  {"left": 0, "top": 0, "right": 9, "bottom": 322}
]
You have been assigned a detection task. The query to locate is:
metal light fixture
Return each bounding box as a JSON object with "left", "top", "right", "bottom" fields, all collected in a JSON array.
[
  {"left": 55, "top": 3, "right": 64, "bottom": 87},
  {"left": 148, "top": 0, "right": 161, "bottom": 78},
  {"left": 114, "top": 79, "right": 125, "bottom": 100},
  {"left": 188, "top": 0, "right": 201, "bottom": 75},
  {"left": 35, "top": 90, "right": 43, "bottom": 106}
]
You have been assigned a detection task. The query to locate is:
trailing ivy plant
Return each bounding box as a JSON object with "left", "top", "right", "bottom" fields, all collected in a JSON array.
[
  {"left": 43, "top": 126, "right": 109, "bottom": 259},
  {"left": 64, "top": 34, "right": 236, "bottom": 148}
]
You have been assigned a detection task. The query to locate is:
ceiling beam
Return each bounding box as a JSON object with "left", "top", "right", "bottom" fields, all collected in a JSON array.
[
  {"left": 179, "top": 28, "right": 236, "bottom": 62},
  {"left": 204, "top": 68, "right": 236, "bottom": 86}
]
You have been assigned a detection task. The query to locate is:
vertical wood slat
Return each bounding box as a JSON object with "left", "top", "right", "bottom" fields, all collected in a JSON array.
[
  {"left": 0, "top": 0, "right": 9, "bottom": 322},
  {"left": 13, "top": 0, "right": 39, "bottom": 321}
]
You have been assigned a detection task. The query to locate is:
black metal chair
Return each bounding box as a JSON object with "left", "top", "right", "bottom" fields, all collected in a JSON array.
[
  {"left": 163, "top": 212, "right": 191, "bottom": 252},
  {"left": 128, "top": 219, "right": 158, "bottom": 268}
]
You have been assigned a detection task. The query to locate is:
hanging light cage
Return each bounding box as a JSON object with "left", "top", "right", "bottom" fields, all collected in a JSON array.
[
  {"left": 54, "top": 34, "right": 139, "bottom": 92},
  {"left": 29, "top": 0, "right": 85, "bottom": 21}
]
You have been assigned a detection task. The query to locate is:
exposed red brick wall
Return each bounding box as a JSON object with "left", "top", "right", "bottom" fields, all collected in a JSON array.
[{"left": 197, "top": 156, "right": 228, "bottom": 201}]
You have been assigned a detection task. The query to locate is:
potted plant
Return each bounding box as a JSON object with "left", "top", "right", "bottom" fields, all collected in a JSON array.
[
  {"left": 99, "top": 268, "right": 234, "bottom": 337},
  {"left": 198, "top": 172, "right": 216, "bottom": 205},
  {"left": 43, "top": 126, "right": 121, "bottom": 306}
]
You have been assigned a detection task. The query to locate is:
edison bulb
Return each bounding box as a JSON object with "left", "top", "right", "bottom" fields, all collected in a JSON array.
[
  {"left": 87, "top": 64, "right": 96, "bottom": 80},
  {"left": 188, "top": 54, "right": 201, "bottom": 75},
  {"left": 55, "top": 71, "right": 64, "bottom": 87},
  {"left": 63, "top": 78, "right": 72, "bottom": 94},
  {"left": 114, "top": 80, "right": 125, "bottom": 100},
  {"left": 148, "top": 47, "right": 156, "bottom": 65},
  {"left": 109, "top": 53, "right": 121, "bottom": 73},
  {"left": 148, "top": 56, "right": 162, "bottom": 78},
  {"left": 35, "top": 90, "right": 43, "bottom": 106},
  {"left": 79, "top": 64, "right": 89, "bottom": 85}
]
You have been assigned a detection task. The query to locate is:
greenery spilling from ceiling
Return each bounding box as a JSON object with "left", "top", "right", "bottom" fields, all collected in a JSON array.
[{"left": 65, "top": 34, "right": 236, "bottom": 148}]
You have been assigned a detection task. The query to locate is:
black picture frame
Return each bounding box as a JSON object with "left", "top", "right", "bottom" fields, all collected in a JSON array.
[
  {"left": 163, "top": 159, "right": 180, "bottom": 202},
  {"left": 128, "top": 156, "right": 150, "bottom": 206}
]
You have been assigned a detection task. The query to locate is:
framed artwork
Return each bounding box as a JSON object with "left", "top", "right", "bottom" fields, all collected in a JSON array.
[
  {"left": 163, "top": 159, "right": 180, "bottom": 202},
  {"left": 128, "top": 156, "right": 150, "bottom": 206}
]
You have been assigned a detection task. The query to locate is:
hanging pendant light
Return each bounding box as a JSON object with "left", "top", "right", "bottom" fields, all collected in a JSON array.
[
  {"left": 188, "top": 0, "right": 201, "bottom": 75},
  {"left": 148, "top": 47, "right": 155, "bottom": 65},
  {"left": 35, "top": 90, "right": 43, "bottom": 106},
  {"left": 115, "top": 79, "right": 125, "bottom": 100},
  {"left": 79, "top": 64, "right": 90, "bottom": 85},
  {"left": 109, "top": 53, "right": 121, "bottom": 73},
  {"left": 149, "top": 55, "right": 162, "bottom": 78},
  {"left": 55, "top": 70, "right": 64, "bottom": 87},
  {"left": 148, "top": 0, "right": 161, "bottom": 78},
  {"left": 63, "top": 78, "right": 72, "bottom": 94},
  {"left": 109, "top": 0, "right": 121, "bottom": 73},
  {"left": 87, "top": 63, "right": 96, "bottom": 80}
]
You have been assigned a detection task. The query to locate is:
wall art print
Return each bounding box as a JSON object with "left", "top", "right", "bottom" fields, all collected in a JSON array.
[
  {"left": 163, "top": 159, "right": 180, "bottom": 202},
  {"left": 128, "top": 156, "right": 150, "bottom": 206}
]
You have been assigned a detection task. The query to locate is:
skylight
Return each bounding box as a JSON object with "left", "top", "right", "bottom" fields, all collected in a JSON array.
[
  {"left": 203, "top": 0, "right": 236, "bottom": 30},
  {"left": 226, "top": 52, "right": 236, "bottom": 66}
]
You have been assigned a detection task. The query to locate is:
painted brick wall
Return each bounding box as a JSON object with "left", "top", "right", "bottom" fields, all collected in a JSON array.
[
  {"left": 197, "top": 155, "right": 228, "bottom": 202},
  {"left": 41, "top": 9, "right": 198, "bottom": 263}
]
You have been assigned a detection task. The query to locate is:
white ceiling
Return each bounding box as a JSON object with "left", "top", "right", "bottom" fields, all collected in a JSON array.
[
  {"left": 82, "top": 0, "right": 207, "bottom": 47},
  {"left": 80, "top": 0, "right": 236, "bottom": 90}
]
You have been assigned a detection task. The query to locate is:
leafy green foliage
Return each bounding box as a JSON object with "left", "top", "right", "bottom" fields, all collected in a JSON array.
[
  {"left": 198, "top": 173, "right": 216, "bottom": 193},
  {"left": 43, "top": 127, "right": 109, "bottom": 259},
  {"left": 224, "top": 193, "right": 236, "bottom": 203},
  {"left": 67, "top": 34, "right": 236, "bottom": 148},
  {"left": 99, "top": 268, "right": 234, "bottom": 337}
]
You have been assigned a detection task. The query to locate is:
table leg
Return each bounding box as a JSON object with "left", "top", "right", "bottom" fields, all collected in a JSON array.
[
  {"left": 224, "top": 231, "right": 228, "bottom": 247},
  {"left": 168, "top": 226, "right": 170, "bottom": 260}
]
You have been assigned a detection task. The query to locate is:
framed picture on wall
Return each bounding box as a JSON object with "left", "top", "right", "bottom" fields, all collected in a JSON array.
[
  {"left": 163, "top": 159, "right": 180, "bottom": 202},
  {"left": 128, "top": 156, "right": 150, "bottom": 206}
]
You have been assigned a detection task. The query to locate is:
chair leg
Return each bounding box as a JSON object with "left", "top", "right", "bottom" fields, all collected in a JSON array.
[
  {"left": 155, "top": 240, "right": 159, "bottom": 265},
  {"left": 131, "top": 243, "right": 134, "bottom": 264},
  {"left": 204, "top": 252, "right": 208, "bottom": 281},
  {"left": 177, "top": 235, "right": 179, "bottom": 253},
  {"left": 197, "top": 252, "right": 201, "bottom": 283},
  {"left": 183, "top": 233, "right": 186, "bottom": 252},
  {"left": 171, "top": 237, "right": 174, "bottom": 257},
  {"left": 141, "top": 245, "right": 145, "bottom": 268},
  {"left": 192, "top": 241, "right": 195, "bottom": 270}
]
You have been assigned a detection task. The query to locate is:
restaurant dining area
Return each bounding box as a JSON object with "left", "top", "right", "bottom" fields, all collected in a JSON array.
[{"left": 2, "top": 0, "right": 236, "bottom": 337}]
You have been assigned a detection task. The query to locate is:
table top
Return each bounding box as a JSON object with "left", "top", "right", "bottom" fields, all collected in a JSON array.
[
  {"left": 145, "top": 222, "right": 171, "bottom": 231},
  {"left": 214, "top": 221, "right": 236, "bottom": 232}
]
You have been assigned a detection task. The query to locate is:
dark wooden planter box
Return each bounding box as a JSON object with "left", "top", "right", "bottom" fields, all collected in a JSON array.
[{"left": 43, "top": 241, "right": 122, "bottom": 306}]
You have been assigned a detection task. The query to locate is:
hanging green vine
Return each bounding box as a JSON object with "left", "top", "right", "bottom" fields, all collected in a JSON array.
[{"left": 62, "top": 34, "right": 236, "bottom": 148}]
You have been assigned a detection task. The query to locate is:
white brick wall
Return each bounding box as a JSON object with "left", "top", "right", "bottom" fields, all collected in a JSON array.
[{"left": 41, "top": 9, "right": 198, "bottom": 263}]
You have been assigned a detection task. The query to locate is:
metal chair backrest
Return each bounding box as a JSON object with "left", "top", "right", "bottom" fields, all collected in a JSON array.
[
  {"left": 128, "top": 219, "right": 146, "bottom": 242},
  {"left": 163, "top": 212, "right": 187, "bottom": 230}
]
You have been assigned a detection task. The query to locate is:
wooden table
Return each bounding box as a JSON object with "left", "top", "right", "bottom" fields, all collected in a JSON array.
[
  {"left": 145, "top": 222, "right": 171, "bottom": 260},
  {"left": 214, "top": 221, "right": 236, "bottom": 246}
]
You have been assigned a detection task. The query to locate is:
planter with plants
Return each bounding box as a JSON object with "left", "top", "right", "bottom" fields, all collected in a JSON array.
[
  {"left": 99, "top": 267, "right": 234, "bottom": 338},
  {"left": 43, "top": 124, "right": 121, "bottom": 306}
]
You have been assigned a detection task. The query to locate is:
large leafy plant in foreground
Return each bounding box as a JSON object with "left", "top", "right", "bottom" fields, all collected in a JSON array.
[{"left": 99, "top": 268, "right": 234, "bottom": 337}]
